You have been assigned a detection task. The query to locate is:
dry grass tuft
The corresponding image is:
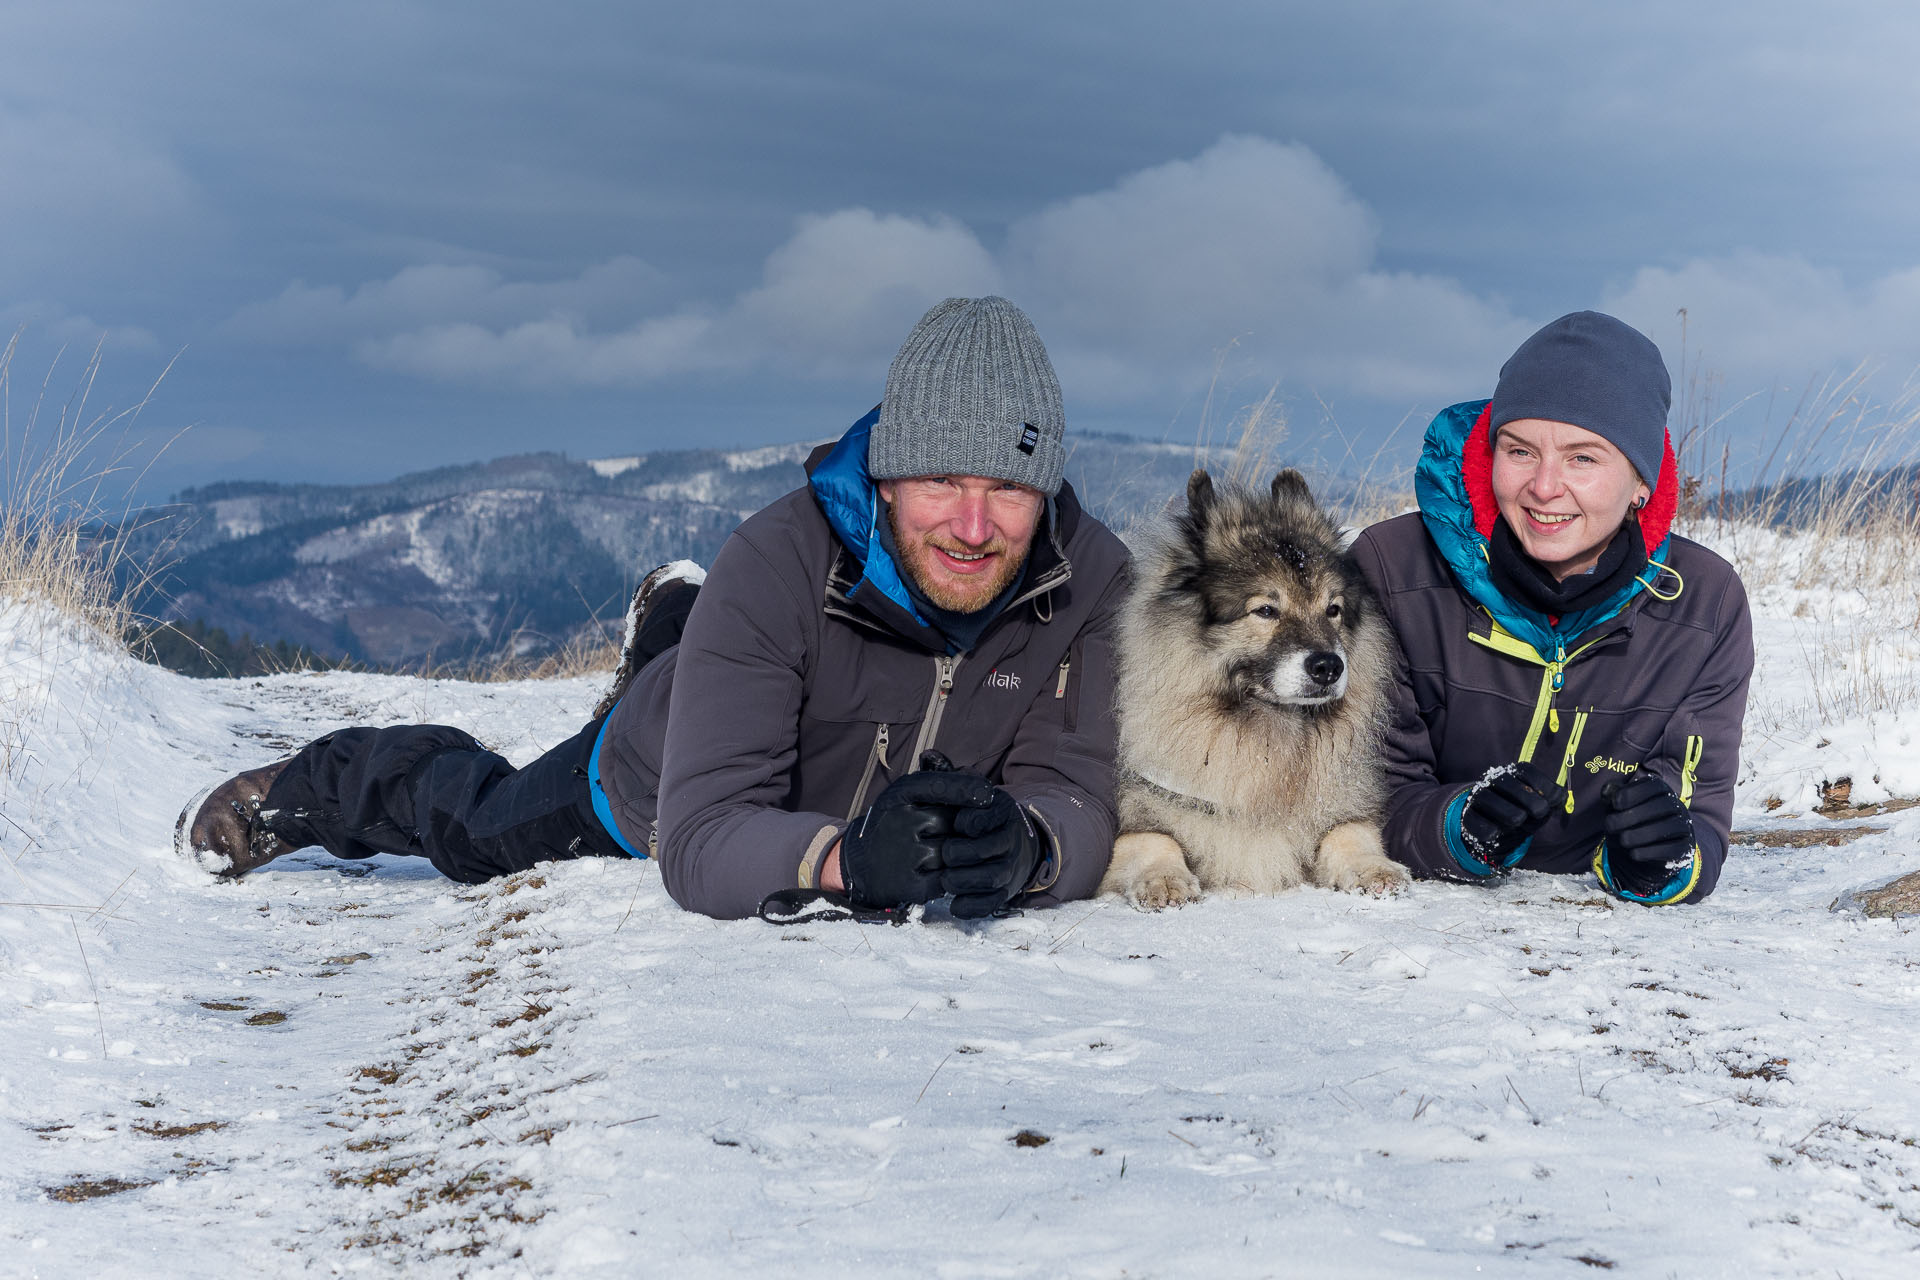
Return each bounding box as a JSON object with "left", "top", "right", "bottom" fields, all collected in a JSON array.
[
  {"left": 1674, "top": 359, "right": 1920, "bottom": 720},
  {"left": 414, "top": 622, "right": 620, "bottom": 685},
  {"left": 1211, "top": 381, "right": 1414, "bottom": 531},
  {"left": 0, "top": 328, "right": 174, "bottom": 641}
]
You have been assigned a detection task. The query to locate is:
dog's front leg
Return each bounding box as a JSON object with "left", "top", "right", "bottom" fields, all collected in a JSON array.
[
  {"left": 1313, "top": 821, "right": 1410, "bottom": 895},
  {"left": 1100, "top": 831, "right": 1203, "bottom": 910}
]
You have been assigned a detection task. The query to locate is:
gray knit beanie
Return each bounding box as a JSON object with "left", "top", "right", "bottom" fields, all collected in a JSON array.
[
  {"left": 868, "top": 296, "right": 1067, "bottom": 496},
  {"left": 1489, "top": 311, "right": 1671, "bottom": 486}
]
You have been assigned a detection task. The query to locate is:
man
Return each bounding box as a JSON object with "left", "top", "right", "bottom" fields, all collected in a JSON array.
[{"left": 179, "top": 297, "right": 1129, "bottom": 922}]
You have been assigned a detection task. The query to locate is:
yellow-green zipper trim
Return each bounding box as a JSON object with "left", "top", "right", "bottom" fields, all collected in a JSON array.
[
  {"left": 1680, "top": 734, "right": 1703, "bottom": 807},
  {"left": 1555, "top": 709, "right": 1591, "bottom": 813},
  {"left": 1468, "top": 620, "right": 1613, "bottom": 765}
]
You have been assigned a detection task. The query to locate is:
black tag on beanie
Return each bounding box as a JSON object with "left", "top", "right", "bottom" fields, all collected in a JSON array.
[{"left": 1018, "top": 423, "right": 1039, "bottom": 455}]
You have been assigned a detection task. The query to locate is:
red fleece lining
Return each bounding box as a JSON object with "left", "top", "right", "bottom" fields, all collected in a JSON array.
[{"left": 1466, "top": 403, "right": 1677, "bottom": 550}]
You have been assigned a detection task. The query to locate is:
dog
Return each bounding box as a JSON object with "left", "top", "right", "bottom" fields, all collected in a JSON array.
[{"left": 1098, "top": 468, "right": 1410, "bottom": 909}]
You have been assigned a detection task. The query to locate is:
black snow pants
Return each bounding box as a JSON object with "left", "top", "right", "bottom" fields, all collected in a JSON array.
[
  {"left": 260, "top": 716, "right": 627, "bottom": 883},
  {"left": 257, "top": 578, "right": 696, "bottom": 883}
]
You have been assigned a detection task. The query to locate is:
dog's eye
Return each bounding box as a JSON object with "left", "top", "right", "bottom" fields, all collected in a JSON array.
[
  {"left": 1250, "top": 603, "right": 1280, "bottom": 620},
  {"left": 1326, "top": 602, "right": 1343, "bottom": 620}
]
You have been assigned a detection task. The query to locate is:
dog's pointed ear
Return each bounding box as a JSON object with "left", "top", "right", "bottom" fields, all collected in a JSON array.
[
  {"left": 1187, "top": 470, "right": 1216, "bottom": 524},
  {"left": 1271, "top": 468, "right": 1313, "bottom": 505}
]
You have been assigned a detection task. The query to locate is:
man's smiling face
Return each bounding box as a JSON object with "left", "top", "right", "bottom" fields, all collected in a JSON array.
[{"left": 877, "top": 474, "right": 1045, "bottom": 613}]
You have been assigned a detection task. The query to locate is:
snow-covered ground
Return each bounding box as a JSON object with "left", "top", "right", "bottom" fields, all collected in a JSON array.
[{"left": 3, "top": 522, "right": 1918, "bottom": 1278}]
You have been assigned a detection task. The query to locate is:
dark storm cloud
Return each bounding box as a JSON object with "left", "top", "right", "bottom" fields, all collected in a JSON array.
[{"left": 4, "top": 1, "right": 1920, "bottom": 496}]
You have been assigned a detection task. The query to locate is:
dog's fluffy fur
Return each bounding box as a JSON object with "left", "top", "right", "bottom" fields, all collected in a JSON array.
[{"left": 1099, "top": 468, "right": 1409, "bottom": 908}]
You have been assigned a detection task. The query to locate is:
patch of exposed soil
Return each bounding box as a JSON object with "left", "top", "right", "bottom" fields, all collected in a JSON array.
[
  {"left": 132, "top": 1121, "right": 226, "bottom": 1139},
  {"left": 1735, "top": 826, "right": 1886, "bottom": 848},
  {"left": 1816, "top": 779, "right": 1920, "bottom": 818},
  {"left": 45, "top": 1177, "right": 154, "bottom": 1202}
]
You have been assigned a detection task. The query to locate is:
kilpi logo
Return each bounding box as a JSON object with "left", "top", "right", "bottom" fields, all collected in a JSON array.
[
  {"left": 1585, "top": 754, "right": 1639, "bottom": 776},
  {"left": 986, "top": 668, "right": 1021, "bottom": 690},
  {"left": 1017, "top": 423, "right": 1039, "bottom": 455}
]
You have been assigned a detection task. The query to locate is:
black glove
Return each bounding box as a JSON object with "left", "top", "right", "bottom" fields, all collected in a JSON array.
[
  {"left": 1460, "top": 761, "right": 1567, "bottom": 871},
  {"left": 1603, "top": 769, "right": 1694, "bottom": 895},
  {"left": 839, "top": 769, "right": 994, "bottom": 909},
  {"left": 941, "top": 787, "right": 1046, "bottom": 919}
]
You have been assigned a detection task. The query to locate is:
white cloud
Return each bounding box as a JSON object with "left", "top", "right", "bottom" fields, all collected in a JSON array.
[
  {"left": 232, "top": 135, "right": 1920, "bottom": 410},
  {"left": 1602, "top": 253, "right": 1920, "bottom": 387},
  {"left": 225, "top": 257, "right": 668, "bottom": 343},
  {"left": 308, "top": 210, "right": 1002, "bottom": 387},
  {"left": 357, "top": 312, "right": 726, "bottom": 387},
  {"left": 0, "top": 302, "right": 159, "bottom": 352},
  {"left": 1002, "top": 136, "right": 1530, "bottom": 401},
  {"left": 729, "top": 209, "right": 1003, "bottom": 372}
]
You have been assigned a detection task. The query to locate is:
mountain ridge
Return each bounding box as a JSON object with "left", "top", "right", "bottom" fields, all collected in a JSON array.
[{"left": 117, "top": 431, "right": 1240, "bottom": 667}]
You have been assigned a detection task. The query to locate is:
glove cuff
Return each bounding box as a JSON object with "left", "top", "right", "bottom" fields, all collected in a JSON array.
[
  {"left": 1022, "top": 806, "right": 1060, "bottom": 895},
  {"left": 797, "top": 823, "right": 845, "bottom": 891},
  {"left": 1444, "top": 788, "right": 1514, "bottom": 879},
  {"left": 1593, "top": 841, "right": 1704, "bottom": 905}
]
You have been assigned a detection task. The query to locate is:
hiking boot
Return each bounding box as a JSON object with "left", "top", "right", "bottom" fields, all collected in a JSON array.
[
  {"left": 591, "top": 560, "right": 705, "bottom": 720},
  {"left": 174, "top": 758, "right": 297, "bottom": 877}
]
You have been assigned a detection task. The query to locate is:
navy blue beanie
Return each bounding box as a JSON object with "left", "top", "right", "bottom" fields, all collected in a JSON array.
[{"left": 1489, "top": 311, "right": 1671, "bottom": 486}]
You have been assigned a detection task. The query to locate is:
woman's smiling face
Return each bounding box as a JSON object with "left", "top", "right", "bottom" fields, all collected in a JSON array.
[{"left": 1490, "top": 418, "right": 1652, "bottom": 581}]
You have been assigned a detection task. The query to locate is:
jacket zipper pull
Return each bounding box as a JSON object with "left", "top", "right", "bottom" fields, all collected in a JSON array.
[
  {"left": 875, "top": 722, "right": 890, "bottom": 763},
  {"left": 1055, "top": 656, "right": 1071, "bottom": 699}
]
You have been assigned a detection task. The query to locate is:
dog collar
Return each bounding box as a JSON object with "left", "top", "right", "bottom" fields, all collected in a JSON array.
[{"left": 1120, "top": 767, "right": 1226, "bottom": 818}]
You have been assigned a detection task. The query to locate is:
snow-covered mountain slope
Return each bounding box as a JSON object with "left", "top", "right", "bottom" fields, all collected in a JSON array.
[{"left": 4, "top": 545, "right": 1919, "bottom": 1277}]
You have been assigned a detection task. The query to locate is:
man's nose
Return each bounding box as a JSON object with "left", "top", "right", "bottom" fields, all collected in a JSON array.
[{"left": 951, "top": 491, "right": 993, "bottom": 544}]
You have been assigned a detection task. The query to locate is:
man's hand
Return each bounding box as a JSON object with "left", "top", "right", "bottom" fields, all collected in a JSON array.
[
  {"left": 1460, "top": 761, "right": 1567, "bottom": 871},
  {"left": 941, "top": 788, "right": 1046, "bottom": 919},
  {"left": 1603, "top": 769, "right": 1693, "bottom": 895},
  {"left": 838, "top": 769, "right": 995, "bottom": 909}
]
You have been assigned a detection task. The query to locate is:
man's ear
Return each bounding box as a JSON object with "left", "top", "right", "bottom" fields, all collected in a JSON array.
[{"left": 876, "top": 479, "right": 897, "bottom": 505}]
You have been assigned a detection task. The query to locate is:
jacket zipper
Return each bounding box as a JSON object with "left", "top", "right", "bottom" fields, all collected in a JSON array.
[
  {"left": 1555, "top": 708, "right": 1591, "bottom": 813},
  {"left": 1055, "top": 650, "right": 1080, "bottom": 732},
  {"left": 846, "top": 722, "right": 891, "bottom": 819},
  {"left": 911, "top": 655, "right": 960, "bottom": 766},
  {"left": 1680, "top": 734, "right": 1704, "bottom": 807},
  {"left": 1470, "top": 624, "right": 1620, "bottom": 765}
]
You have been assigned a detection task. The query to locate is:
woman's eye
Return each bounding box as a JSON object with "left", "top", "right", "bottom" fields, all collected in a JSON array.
[
  {"left": 1326, "top": 602, "right": 1342, "bottom": 619},
  {"left": 1250, "top": 604, "right": 1280, "bottom": 620}
]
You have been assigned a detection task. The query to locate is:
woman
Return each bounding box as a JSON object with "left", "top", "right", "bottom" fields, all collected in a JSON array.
[{"left": 1350, "top": 311, "right": 1753, "bottom": 904}]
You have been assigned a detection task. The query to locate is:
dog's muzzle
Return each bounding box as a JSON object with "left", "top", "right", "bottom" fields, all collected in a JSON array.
[{"left": 1266, "top": 648, "right": 1349, "bottom": 705}]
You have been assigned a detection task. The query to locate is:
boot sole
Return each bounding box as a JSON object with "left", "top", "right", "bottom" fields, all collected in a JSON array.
[{"left": 173, "top": 781, "right": 232, "bottom": 876}]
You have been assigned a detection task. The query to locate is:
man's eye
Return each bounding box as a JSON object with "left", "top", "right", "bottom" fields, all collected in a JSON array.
[{"left": 1250, "top": 603, "right": 1280, "bottom": 620}]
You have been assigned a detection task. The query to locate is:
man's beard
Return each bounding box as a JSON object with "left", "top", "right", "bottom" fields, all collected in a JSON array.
[{"left": 888, "top": 508, "right": 1031, "bottom": 614}]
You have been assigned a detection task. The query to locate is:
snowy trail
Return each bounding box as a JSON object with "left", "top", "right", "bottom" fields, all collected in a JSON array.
[{"left": 4, "top": 603, "right": 1920, "bottom": 1277}]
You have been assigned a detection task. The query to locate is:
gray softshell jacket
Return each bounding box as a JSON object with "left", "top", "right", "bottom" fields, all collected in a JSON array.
[
  {"left": 596, "top": 417, "right": 1129, "bottom": 920},
  {"left": 1349, "top": 400, "right": 1754, "bottom": 904}
]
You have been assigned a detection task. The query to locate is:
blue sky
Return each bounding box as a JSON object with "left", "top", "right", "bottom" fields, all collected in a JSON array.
[{"left": 6, "top": 1, "right": 1920, "bottom": 499}]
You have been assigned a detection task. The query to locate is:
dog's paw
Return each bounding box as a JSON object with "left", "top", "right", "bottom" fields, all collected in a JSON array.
[
  {"left": 1315, "top": 821, "right": 1408, "bottom": 896},
  {"left": 1101, "top": 832, "right": 1201, "bottom": 911},
  {"left": 1344, "top": 859, "right": 1411, "bottom": 897},
  {"left": 1126, "top": 866, "right": 1203, "bottom": 911}
]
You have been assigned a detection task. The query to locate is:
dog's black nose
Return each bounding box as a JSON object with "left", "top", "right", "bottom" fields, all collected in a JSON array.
[{"left": 1305, "top": 652, "right": 1344, "bottom": 687}]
